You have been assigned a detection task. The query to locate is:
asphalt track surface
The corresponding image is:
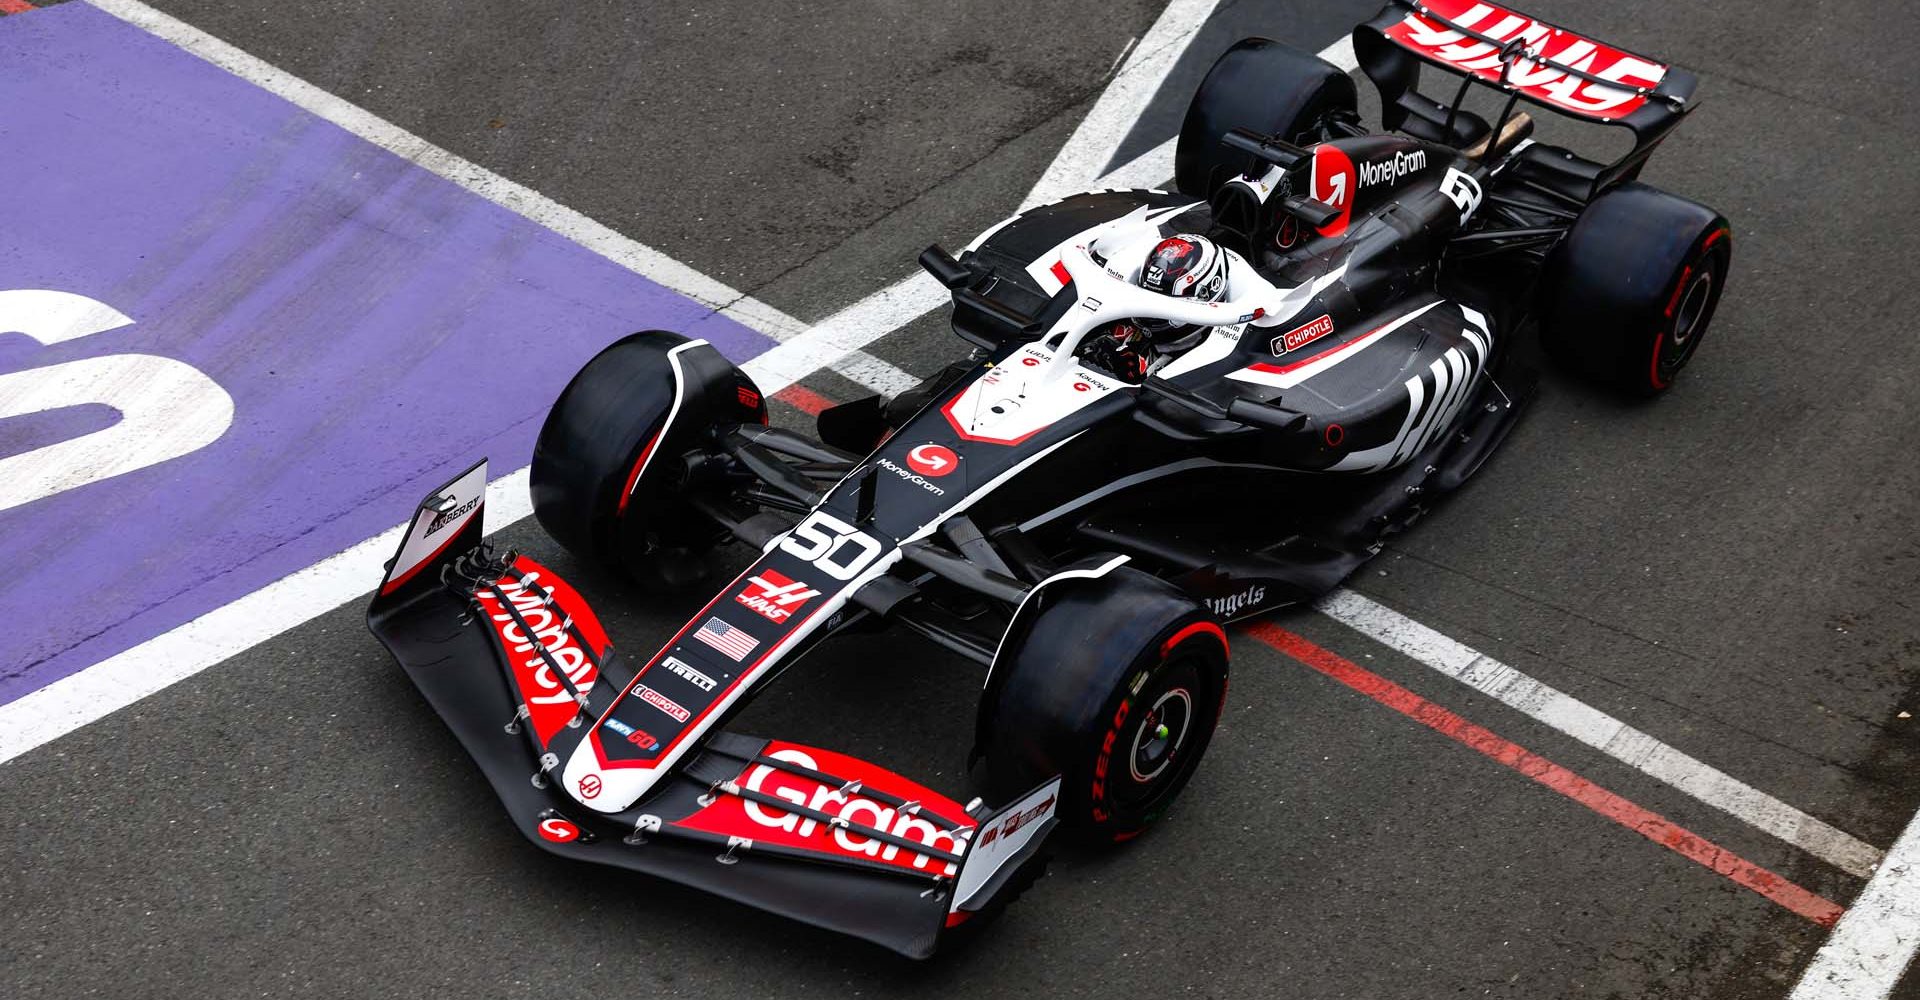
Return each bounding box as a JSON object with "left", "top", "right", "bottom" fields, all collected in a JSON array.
[{"left": 4, "top": 1, "right": 1919, "bottom": 997}]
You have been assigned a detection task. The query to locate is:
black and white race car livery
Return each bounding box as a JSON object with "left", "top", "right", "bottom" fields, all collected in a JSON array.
[{"left": 368, "top": 0, "right": 1730, "bottom": 958}]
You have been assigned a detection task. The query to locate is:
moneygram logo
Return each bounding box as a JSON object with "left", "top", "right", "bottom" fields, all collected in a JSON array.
[
  {"left": 876, "top": 458, "right": 947, "bottom": 496},
  {"left": 906, "top": 443, "right": 957, "bottom": 477},
  {"left": 1356, "top": 148, "right": 1427, "bottom": 188}
]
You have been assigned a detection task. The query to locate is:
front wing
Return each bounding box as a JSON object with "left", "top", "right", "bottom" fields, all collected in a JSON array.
[{"left": 365, "top": 460, "right": 1058, "bottom": 958}]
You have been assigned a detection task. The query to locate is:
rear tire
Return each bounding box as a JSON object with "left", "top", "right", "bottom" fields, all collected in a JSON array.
[
  {"left": 530, "top": 331, "right": 765, "bottom": 587},
  {"left": 982, "top": 564, "right": 1229, "bottom": 844},
  {"left": 1175, "top": 37, "right": 1357, "bottom": 200},
  {"left": 1541, "top": 183, "right": 1732, "bottom": 396}
]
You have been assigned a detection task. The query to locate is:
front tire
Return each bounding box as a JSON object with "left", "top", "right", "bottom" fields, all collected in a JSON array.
[
  {"left": 530, "top": 331, "right": 765, "bottom": 586},
  {"left": 982, "top": 564, "right": 1229, "bottom": 843},
  {"left": 1541, "top": 183, "right": 1732, "bottom": 395}
]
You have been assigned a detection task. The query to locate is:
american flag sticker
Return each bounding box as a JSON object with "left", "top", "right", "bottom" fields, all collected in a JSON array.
[{"left": 693, "top": 617, "right": 759, "bottom": 661}]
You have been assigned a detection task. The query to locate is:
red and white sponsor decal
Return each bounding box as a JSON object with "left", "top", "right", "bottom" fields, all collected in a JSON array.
[
  {"left": 1309, "top": 144, "right": 1356, "bottom": 237},
  {"left": 906, "top": 443, "right": 957, "bottom": 478},
  {"left": 675, "top": 741, "right": 975, "bottom": 877},
  {"left": 1273, "top": 314, "right": 1335, "bottom": 354},
  {"left": 1383, "top": 0, "right": 1666, "bottom": 121},
  {"left": 537, "top": 817, "right": 582, "bottom": 843},
  {"left": 577, "top": 774, "right": 602, "bottom": 799},
  {"left": 734, "top": 568, "right": 821, "bottom": 623},
  {"left": 634, "top": 683, "right": 690, "bottom": 723},
  {"left": 473, "top": 557, "right": 610, "bottom": 748}
]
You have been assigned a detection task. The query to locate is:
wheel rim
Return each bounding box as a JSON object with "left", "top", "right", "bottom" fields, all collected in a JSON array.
[
  {"left": 1653, "top": 258, "right": 1719, "bottom": 387},
  {"left": 1672, "top": 270, "right": 1713, "bottom": 348},
  {"left": 1129, "top": 687, "right": 1194, "bottom": 784},
  {"left": 1112, "top": 656, "right": 1206, "bottom": 813}
]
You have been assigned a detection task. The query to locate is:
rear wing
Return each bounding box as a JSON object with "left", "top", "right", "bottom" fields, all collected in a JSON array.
[{"left": 1353, "top": 1, "right": 1697, "bottom": 186}]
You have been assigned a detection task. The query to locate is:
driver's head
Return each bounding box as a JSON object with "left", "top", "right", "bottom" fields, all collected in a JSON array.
[{"left": 1140, "top": 234, "right": 1228, "bottom": 303}]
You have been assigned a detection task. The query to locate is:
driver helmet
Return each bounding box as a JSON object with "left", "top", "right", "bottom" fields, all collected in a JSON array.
[{"left": 1138, "top": 234, "right": 1228, "bottom": 337}]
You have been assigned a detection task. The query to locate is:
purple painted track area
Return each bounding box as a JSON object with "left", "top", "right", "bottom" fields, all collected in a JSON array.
[{"left": 0, "top": 3, "right": 773, "bottom": 705}]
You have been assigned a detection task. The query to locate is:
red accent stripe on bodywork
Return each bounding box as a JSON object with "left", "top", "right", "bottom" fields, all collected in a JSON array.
[
  {"left": 615, "top": 432, "right": 662, "bottom": 515},
  {"left": 1049, "top": 259, "right": 1072, "bottom": 286},
  {"left": 1247, "top": 623, "right": 1845, "bottom": 928},
  {"left": 0, "top": 1, "right": 38, "bottom": 14},
  {"left": 1246, "top": 317, "right": 1392, "bottom": 376}
]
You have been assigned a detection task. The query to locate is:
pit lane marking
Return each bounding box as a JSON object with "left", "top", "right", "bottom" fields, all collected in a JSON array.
[
  {"left": 1250, "top": 622, "right": 1845, "bottom": 927},
  {"left": 0, "top": 0, "right": 1229, "bottom": 761},
  {"left": 79, "top": 0, "right": 904, "bottom": 400},
  {"left": 1792, "top": 807, "right": 1920, "bottom": 998},
  {"left": 1316, "top": 588, "right": 1885, "bottom": 879}
]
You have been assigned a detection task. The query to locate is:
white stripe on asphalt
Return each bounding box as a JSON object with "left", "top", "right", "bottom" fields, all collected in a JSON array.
[
  {"left": 80, "top": 0, "right": 909, "bottom": 391},
  {"left": 1022, "top": 0, "right": 1223, "bottom": 209},
  {"left": 0, "top": 0, "right": 1234, "bottom": 763},
  {"left": 1316, "top": 588, "right": 1885, "bottom": 878},
  {"left": 741, "top": 34, "right": 1360, "bottom": 389},
  {"left": 1792, "top": 808, "right": 1920, "bottom": 999}
]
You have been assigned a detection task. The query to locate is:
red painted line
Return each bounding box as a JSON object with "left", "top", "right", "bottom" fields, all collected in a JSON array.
[
  {"left": 773, "top": 384, "right": 834, "bottom": 417},
  {"left": 1247, "top": 623, "right": 1845, "bottom": 928},
  {"left": 0, "top": 0, "right": 37, "bottom": 13}
]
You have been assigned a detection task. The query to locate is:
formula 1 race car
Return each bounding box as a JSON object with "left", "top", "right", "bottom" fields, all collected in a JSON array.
[{"left": 368, "top": 0, "right": 1730, "bottom": 959}]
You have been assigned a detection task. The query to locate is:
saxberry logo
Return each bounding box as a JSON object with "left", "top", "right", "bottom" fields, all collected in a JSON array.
[
  {"left": 1384, "top": 0, "right": 1665, "bottom": 120},
  {"left": 906, "top": 444, "right": 957, "bottom": 477},
  {"left": 735, "top": 569, "right": 821, "bottom": 623},
  {"left": 424, "top": 494, "right": 480, "bottom": 535},
  {"left": 537, "top": 817, "right": 581, "bottom": 843},
  {"left": 1272, "top": 315, "right": 1335, "bottom": 355},
  {"left": 577, "top": 774, "right": 602, "bottom": 799}
]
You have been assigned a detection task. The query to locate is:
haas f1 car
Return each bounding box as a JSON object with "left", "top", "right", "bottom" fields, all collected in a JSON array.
[{"left": 369, "top": 0, "right": 1730, "bottom": 959}]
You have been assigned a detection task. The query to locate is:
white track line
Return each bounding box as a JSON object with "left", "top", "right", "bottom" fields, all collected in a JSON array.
[
  {"left": 1792, "top": 808, "right": 1920, "bottom": 999},
  {"left": 0, "top": 8, "right": 1348, "bottom": 763},
  {"left": 80, "top": 0, "right": 909, "bottom": 392},
  {"left": 1316, "top": 588, "right": 1885, "bottom": 878},
  {"left": 746, "top": 36, "right": 1359, "bottom": 387},
  {"left": 1022, "top": 0, "right": 1222, "bottom": 209}
]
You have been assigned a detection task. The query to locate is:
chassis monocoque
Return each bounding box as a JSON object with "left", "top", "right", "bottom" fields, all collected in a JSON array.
[{"left": 368, "top": 0, "right": 1731, "bottom": 959}]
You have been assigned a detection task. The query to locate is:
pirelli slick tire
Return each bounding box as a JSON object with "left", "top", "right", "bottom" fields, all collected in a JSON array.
[
  {"left": 982, "top": 564, "right": 1229, "bottom": 844},
  {"left": 1542, "top": 183, "right": 1732, "bottom": 396},
  {"left": 531, "top": 331, "right": 766, "bottom": 587},
  {"left": 1176, "top": 37, "right": 1358, "bottom": 200}
]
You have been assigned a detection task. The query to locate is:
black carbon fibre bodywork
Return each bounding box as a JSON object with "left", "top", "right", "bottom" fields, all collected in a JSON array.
[{"left": 366, "top": 1, "right": 1720, "bottom": 959}]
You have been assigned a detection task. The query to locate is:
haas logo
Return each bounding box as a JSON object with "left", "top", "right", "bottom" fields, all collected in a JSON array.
[
  {"left": 735, "top": 569, "right": 820, "bottom": 623},
  {"left": 906, "top": 444, "right": 957, "bottom": 477}
]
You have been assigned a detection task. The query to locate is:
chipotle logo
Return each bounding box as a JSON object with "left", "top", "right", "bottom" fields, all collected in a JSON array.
[{"left": 1272, "top": 315, "right": 1335, "bottom": 355}]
